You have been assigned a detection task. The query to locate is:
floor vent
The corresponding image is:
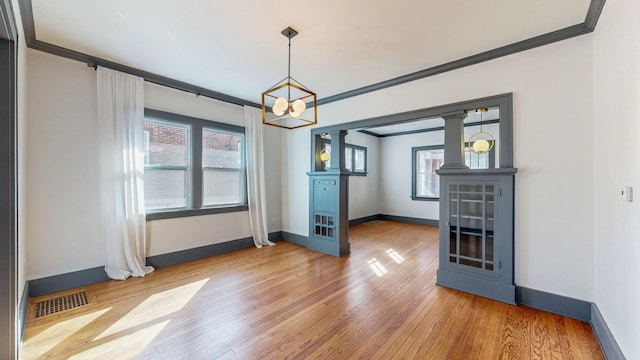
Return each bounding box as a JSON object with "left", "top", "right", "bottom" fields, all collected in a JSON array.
[
  {"left": 364, "top": 220, "right": 386, "bottom": 226},
  {"left": 34, "top": 290, "right": 90, "bottom": 319}
]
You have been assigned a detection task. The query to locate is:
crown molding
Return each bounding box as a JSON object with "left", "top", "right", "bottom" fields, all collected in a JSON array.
[{"left": 17, "top": 0, "right": 605, "bottom": 108}]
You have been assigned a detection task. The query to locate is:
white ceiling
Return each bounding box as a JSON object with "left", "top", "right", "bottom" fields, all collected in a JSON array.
[{"left": 30, "top": 0, "right": 591, "bottom": 105}]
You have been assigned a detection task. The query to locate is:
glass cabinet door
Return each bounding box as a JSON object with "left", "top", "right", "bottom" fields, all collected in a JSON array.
[{"left": 447, "top": 182, "right": 496, "bottom": 275}]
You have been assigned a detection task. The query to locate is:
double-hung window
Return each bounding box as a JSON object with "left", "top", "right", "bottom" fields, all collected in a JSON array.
[
  {"left": 320, "top": 139, "right": 367, "bottom": 175},
  {"left": 202, "top": 128, "right": 245, "bottom": 206},
  {"left": 143, "top": 109, "right": 246, "bottom": 219},
  {"left": 411, "top": 144, "right": 494, "bottom": 201}
]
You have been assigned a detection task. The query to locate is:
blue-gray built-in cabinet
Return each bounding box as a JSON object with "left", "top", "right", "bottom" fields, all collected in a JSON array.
[
  {"left": 435, "top": 104, "right": 517, "bottom": 304},
  {"left": 306, "top": 129, "right": 351, "bottom": 257},
  {"left": 436, "top": 168, "right": 517, "bottom": 304},
  {"left": 306, "top": 172, "right": 350, "bottom": 256}
]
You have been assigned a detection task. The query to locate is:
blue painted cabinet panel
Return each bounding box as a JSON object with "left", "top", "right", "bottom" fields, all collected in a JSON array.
[
  {"left": 436, "top": 169, "right": 517, "bottom": 304},
  {"left": 306, "top": 173, "right": 350, "bottom": 257},
  {"left": 313, "top": 180, "right": 336, "bottom": 212}
]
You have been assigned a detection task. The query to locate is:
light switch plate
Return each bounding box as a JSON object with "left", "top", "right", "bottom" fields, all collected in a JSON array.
[{"left": 620, "top": 186, "right": 633, "bottom": 202}]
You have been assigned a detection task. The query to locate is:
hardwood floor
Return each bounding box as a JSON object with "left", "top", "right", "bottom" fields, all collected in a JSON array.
[{"left": 22, "top": 221, "right": 604, "bottom": 359}]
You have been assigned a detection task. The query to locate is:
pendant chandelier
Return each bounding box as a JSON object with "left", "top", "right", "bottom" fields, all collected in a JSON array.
[
  {"left": 468, "top": 108, "right": 495, "bottom": 154},
  {"left": 262, "top": 27, "right": 317, "bottom": 129}
]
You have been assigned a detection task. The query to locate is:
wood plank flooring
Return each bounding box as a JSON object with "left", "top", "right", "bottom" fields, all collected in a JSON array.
[{"left": 22, "top": 221, "right": 604, "bottom": 359}]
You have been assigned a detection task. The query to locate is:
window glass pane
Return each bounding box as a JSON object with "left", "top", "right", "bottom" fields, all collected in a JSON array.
[
  {"left": 143, "top": 119, "right": 190, "bottom": 210},
  {"left": 203, "top": 128, "right": 244, "bottom": 207},
  {"left": 465, "top": 150, "right": 489, "bottom": 169},
  {"left": 144, "top": 169, "right": 188, "bottom": 210},
  {"left": 415, "top": 150, "right": 443, "bottom": 198},
  {"left": 354, "top": 149, "right": 365, "bottom": 172},
  {"left": 203, "top": 170, "right": 243, "bottom": 206},
  {"left": 143, "top": 120, "right": 189, "bottom": 166},
  {"left": 345, "top": 147, "right": 353, "bottom": 171},
  {"left": 203, "top": 129, "right": 243, "bottom": 168}
]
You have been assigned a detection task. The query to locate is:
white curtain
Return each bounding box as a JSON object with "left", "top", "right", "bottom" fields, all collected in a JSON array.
[
  {"left": 97, "top": 67, "right": 154, "bottom": 280},
  {"left": 244, "top": 106, "right": 275, "bottom": 248}
]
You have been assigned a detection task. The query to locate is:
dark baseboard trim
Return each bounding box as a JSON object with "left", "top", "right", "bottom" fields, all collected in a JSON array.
[
  {"left": 29, "top": 232, "right": 282, "bottom": 296},
  {"left": 348, "top": 214, "right": 439, "bottom": 227},
  {"left": 268, "top": 231, "right": 283, "bottom": 242},
  {"left": 19, "top": 282, "right": 29, "bottom": 343},
  {"left": 379, "top": 214, "right": 439, "bottom": 227},
  {"left": 591, "top": 304, "right": 626, "bottom": 360},
  {"left": 281, "top": 231, "right": 309, "bottom": 247},
  {"left": 146, "top": 231, "right": 282, "bottom": 268},
  {"left": 348, "top": 215, "right": 381, "bottom": 227},
  {"left": 146, "top": 237, "right": 255, "bottom": 268},
  {"left": 508, "top": 287, "right": 627, "bottom": 358},
  {"left": 516, "top": 286, "right": 591, "bottom": 322},
  {"left": 29, "top": 266, "right": 109, "bottom": 297}
]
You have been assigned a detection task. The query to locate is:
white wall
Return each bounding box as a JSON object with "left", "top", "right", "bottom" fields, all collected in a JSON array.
[
  {"left": 380, "top": 130, "right": 443, "bottom": 220},
  {"left": 345, "top": 131, "right": 380, "bottom": 220},
  {"left": 593, "top": 1, "right": 640, "bottom": 358},
  {"left": 25, "top": 50, "right": 282, "bottom": 280},
  {"left": 282, "top": 35, "right": 595, "bottom": 301}
]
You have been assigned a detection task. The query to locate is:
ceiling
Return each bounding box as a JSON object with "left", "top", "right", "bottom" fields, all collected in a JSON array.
[{"left": 27, "top": 0, "right": 592, "bottom": 106}]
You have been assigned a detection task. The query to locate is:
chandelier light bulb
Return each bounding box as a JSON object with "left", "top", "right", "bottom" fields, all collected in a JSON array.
[
  {"left": 472, "top": 139, "right": 490, "bottom": 153},
  {"left": 320, "top": 148, "right": 331, "bottom": 162},
  {"left": 290, "top": 99, "right": 306, "bottom": 118},
  {"left": 272, "top": 97, "right": 288, "bottom": 116}
]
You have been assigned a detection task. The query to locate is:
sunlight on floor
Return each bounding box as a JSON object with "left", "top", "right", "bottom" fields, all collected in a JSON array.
[
  {"left": 23, "top": 308, "right": 111, "bottom": 359},
  {"left": 69, "top": 320, "right": 170, "bottom": 359},
  {"left": 386, "top": 249, "right": 405, "bottom": 264},
  {"left": 95, "top": 278, "right": 208, "bottom": 340},
  {"left": 367, "top": 258, "right": 388, "bottom": 276}
]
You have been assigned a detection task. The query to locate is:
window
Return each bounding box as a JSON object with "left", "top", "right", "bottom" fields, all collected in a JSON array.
[
  {"left": 144, "top": 109, "right": 246, "bottom": 219},
  {"left": 320, "top": 140, "right": 367, "bottom": 176},
  {"left": 411, "top": 144, "right": 494, "bottom": 201},
  {"left": 202, "top": 128, "right": 245, "bottom": 206},
  {"left": 143, "top": 120, "right": 190, "bottom": 210}
]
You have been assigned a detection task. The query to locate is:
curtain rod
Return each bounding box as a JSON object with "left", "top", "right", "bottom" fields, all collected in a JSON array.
[{"left": 86, "top": 62, "right": 261, "bottom": 107}]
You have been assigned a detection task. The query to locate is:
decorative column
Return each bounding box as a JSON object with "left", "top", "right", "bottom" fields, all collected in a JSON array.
[
  {"left": 328, "top": 130, "right": 348, "bottom": 172},
  {"left": 441, "top": 111, "right": 468, "bottom": 169},
  {"left": 306, "top": 129, "right": 350, "bottom": 257}
]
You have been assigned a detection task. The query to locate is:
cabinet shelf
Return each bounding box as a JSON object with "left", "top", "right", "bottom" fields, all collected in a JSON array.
[
  {"left": 451, "top": 215, "right": 487, "bottom": 220},
  {"left": 450, "top": 227, "right": 494, "bottom": 238}
]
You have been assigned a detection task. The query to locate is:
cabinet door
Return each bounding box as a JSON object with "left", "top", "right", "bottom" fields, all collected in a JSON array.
[
  {"left": 313, "top": 180, "right": 336, "bottom": 212},
  {"left": 445, "top": 181, "right": 499, "bottom": 277}
]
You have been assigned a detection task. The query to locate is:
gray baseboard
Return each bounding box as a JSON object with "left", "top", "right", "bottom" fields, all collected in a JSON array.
[
  {"left": 29, "top": 266, "right": 109, "bottom": 297},
  {"left": 281, "top": 231, "right": 309, "bottom": 247},
  {"left": 591, "top": 304, "right": 626, "bottom": 360},
  {"left": 147, "top": 236, "right": 255, "bottom": 268},
  {"left": 29, "top": 232, "right": 282, "bottom": 297},
  {"left": 516, "top": 286, "right": 592, "bottom": 322},
  {"left": 516, "top": 287, "right": 626, "bottom": 359},
  {"left": 349, "top": 215, "right": 381, "bottom": 226},
  {"left": 268, "top": 231, "right": 283, "bottom": 242},
  {"left": 378, "top": 214, "right": 439, "bottom": 227},
  {"left": 348, "top": 214, "right": 439, "bottom": 227}
]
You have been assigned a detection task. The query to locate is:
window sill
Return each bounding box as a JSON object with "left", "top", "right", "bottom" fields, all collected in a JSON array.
[
  {"left": 350, "top": 172, "right": 367, "bottom": 177},
  {"left": 146, "top": 205, "right": 249, "bottom": 221},
  {"left": 410, "top": 196, "right": 439, "bottom": 202}
]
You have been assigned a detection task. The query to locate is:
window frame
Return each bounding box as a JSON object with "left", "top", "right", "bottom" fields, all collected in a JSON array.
[
  {"left": 347, "top": 143, "right": 367, "bottom": 176},
  {"left": 411, "top": 142, "right": 495, "bottom": 201},
  {"left": 144, "top": 109, "right": 248, "bottom": 221},
  {"left": 319, "top": 138, "right": 368, "bottom": 176}
]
